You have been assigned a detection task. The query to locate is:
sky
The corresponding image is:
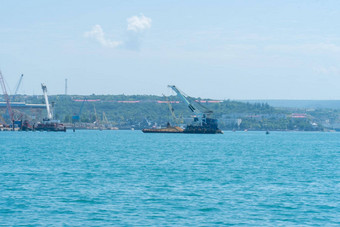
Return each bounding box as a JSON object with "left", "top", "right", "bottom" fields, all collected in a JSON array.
[{"left": 0, "top": 0, "right": 340, "bottom": 99}]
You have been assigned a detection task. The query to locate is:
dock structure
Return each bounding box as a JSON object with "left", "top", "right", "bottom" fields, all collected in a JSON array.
[
  {"left": 0, "top": 102, "right": 46, "bottom": 127},
  {"left": 0, "top": 102, "right": 46, "bottom": 109}
]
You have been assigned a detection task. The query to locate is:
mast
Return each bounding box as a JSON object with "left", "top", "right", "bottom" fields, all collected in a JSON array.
[
  {"left": 41, "top": 83, "right": 52, "bottom": 120},
  {"left": 0, "top": 70, "right": 14, "bottom": 122},
  {"left": 93, "top": 105, "right": 99, "bottom": 125},
  {"left": 102, "top": 112, "right": 109, "bottom": 124}
]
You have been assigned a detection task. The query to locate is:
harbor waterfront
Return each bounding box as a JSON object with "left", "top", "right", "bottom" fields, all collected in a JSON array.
[{"left": 1, "top": 130, "right": 339, "bottom": 226}]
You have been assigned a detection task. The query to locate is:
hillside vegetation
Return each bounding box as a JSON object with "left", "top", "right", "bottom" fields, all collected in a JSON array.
[{"left": 7, "top": 94, "right": 330, "bottom": 131}]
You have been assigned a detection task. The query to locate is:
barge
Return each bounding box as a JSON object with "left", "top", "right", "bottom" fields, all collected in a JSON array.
[
  {"left": 142, "top": 123, "right": 184, "bottom": 133},
  {"left": 34, "top": 119, "right": 66, "bottom": 132}
]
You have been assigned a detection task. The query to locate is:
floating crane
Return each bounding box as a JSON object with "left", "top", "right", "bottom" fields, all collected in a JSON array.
[
  {"left": 34, "top": 83, "right": 66, "bottom": 131},
  {"left": 168, "top": 85, "right": 211, "bottom": 126},
  {"left": 168, "top": 85, "right": 222, "bottom": 134},
  {"left": 41, "top": 83, "right": 53, "bottom": 120},
  {"left": 142, "top": 85, "right": 222, "bottom": 134},
  {"left": 0, "top": 70, "right": 14, "bottom": 124}
]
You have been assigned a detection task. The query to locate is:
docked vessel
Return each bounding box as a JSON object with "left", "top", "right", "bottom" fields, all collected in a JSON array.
[
  {"left": 21, "top": 120, "right": 33, "bottom": 131},
  {"left": 168, "top": 85, "right": 223, "bottom": 134},
  {"left": 34, "top": 119, "right": 66, "bottom": 132},
  {"left": 34, "top": 84, "right": 66, "bottom": 132},
  {"left": 142, "top": 85, "right": 223, "bottom": 134}
]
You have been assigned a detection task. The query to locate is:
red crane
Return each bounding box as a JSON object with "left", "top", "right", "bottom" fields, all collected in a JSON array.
[{"left": 0, "top": 70, "right": 14, "bottom": 123}]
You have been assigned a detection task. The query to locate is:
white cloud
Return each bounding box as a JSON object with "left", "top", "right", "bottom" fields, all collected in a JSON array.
[
  {"left": 84, "top": 25, "right": 122, "bottom": 48},
  {"left": 127, "top": 14, "right": 152, "bottom": 32},
  {"left": 265, "top": 43, "right": 340, "bottom": 53},
  {"left": 314, "top": 66, "right": 340, "bottom": 75},
  {"left": 84, "top": 14, "right": 152, "bottom": 50}
]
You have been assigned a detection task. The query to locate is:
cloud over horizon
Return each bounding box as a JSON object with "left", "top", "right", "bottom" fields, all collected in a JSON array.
[
  {"left": 85, "top": 14, "right": 152, "bottom": 49},
  {"left": 84, "top": 25, "right": 122, "bottom": 48}
]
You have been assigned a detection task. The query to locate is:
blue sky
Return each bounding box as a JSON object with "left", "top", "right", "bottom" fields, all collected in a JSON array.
[{"left": 1, "top": 0, "right": 340, "bottom": 99}]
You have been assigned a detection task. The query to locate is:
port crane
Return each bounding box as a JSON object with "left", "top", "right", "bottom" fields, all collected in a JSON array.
[
  {"left": 0, "top": 114, "right": 6, "bottom": 125},
  {"left": 72, "top": 98, "right": 87, "bottom": 122},
  {"left": 102, "top": 112, "right": 109, "bottom": 125},
  {"left": 14, "top": 74, "right": 23, "bottom": 95},
  {"left": 0, "top": 70, "right": 14, "bottom": 124},
  {"left": 93, "top": 105, "right": 100, "bottom": 125},
  {"left": 41, "top": 83, "right": 53, "bottom": 120}
]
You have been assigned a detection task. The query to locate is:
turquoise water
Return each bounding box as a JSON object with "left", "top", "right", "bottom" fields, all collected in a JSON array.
[{"left": 1, "top": 131, "right": 340, "bottom": 226}]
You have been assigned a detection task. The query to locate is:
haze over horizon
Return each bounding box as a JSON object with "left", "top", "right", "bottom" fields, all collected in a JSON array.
[{"left": 1, "top": 0, "right": 340, "bottom": 100}]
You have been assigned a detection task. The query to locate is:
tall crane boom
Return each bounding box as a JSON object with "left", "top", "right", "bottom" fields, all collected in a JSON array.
[
  {"left": 72, "top": 98, "right": 87, "bottom": 122},
  {"left": 14, "top": 74, "right": 23, "bottom": 95},
  {"left": 41, "top": 83, "right": 53, "bottom": 120},
  {"left": 0, "top": 70, "right": 14, "bottom": 122},
  {"left": 168, "top": 85, "right": 199, "bottom": 114}
]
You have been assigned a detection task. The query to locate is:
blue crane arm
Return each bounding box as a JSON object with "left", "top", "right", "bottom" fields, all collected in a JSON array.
[{"left": 72, "top": 98, "right": 87, "bottom": 121}]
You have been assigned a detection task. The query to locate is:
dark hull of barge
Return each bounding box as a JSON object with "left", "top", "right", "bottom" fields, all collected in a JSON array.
[
  {"left": 183, "top": 126, "right": 223, "bottom": 134},
  {"left": 142, "top": 126, "right": 184, "bottom": 133},
  {"left": 142, "top": 125, "right": 223, "bottom": 134},
  {"left": 34, "top": 123, "right": 66, "bottom": 132}
]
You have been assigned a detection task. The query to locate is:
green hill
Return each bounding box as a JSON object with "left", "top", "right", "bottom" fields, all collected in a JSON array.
[{"left": 4, "top": 94, "right": 328, "bottom": 131}]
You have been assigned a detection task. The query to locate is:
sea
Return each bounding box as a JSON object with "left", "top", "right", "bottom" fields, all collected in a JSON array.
[{"left": 1, "top": 130, "right": 339, "bottom": 226}]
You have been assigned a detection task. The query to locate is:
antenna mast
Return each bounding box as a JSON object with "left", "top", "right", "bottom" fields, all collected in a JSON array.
[
  {"left": 65, "top": 78, "right": 68, "bottom": 95},
  {"left": 0, "top": 70, "right": 14, "bottom": 122}
]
